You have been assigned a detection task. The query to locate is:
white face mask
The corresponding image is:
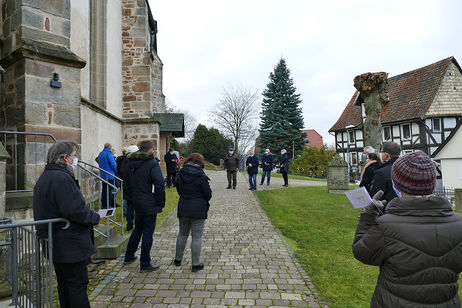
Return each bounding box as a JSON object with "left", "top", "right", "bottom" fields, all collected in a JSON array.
[{"left": 72, "top": 157, "right": 78, "bottom": 169}]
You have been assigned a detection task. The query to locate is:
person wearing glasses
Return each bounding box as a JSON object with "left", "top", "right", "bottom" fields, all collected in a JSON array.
[
  {"left": 33, "top": 140, "right": 101, "bottom": 308},
  {"left": 369, "top": 142, "right": 401, "bottom": 204}
]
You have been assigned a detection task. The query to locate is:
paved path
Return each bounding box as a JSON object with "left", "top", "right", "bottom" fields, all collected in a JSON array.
[
  {"left": 244, "top": 173, "right": 326, "bottom": 191},
  {"left": 90, "top": 171, "right": 327, "bottom": 307}
]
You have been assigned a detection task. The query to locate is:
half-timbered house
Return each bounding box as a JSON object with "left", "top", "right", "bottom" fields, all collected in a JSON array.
[{"left": 329, "top": 56, "right": 462, "bottom": 182}]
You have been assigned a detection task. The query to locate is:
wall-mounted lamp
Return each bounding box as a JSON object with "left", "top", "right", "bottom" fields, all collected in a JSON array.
[{"left": 50, "top": 73, "right": 62, "bottom": 88}]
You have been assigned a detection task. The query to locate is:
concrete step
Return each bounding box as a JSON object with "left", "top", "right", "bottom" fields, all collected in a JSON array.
[{"left": 94, "top": 233, "right": 130, "bottom": 259}]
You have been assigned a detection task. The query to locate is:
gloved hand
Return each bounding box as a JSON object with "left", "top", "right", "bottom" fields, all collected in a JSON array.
[{"left": 364, "top": 190, "right": 387, "bottom": 215}]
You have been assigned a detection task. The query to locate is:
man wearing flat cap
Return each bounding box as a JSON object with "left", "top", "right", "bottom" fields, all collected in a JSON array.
[{"left": 224, "top": 147, "right": 239, "bottom": 189}]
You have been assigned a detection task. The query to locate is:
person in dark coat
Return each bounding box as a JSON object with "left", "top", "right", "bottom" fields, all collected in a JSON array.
[
  {"left": 369, "top": 142, "right": 401, "bottom": 205},
  {"left": 353, "top": 151, "right": 462, "bottom": 308},
  {"left": 33, "top": 140, "right": 101, "bottom": 308},
  {"left": 116, "top": 145, "right": 139, "bottom": 231},
  {"left": 223, "top": 147, "right": 239, "bottom": 189},
  {"left": 246, "top": 150, "right": 259, "bottom": 190},
  {"left": 164, "top": 147, "right": 178, "bottom": 188},
  {"left": 173, "top": 153, "right": 212, "bottom": 272},
  {"left": 123, "top": 140, "right": 165, "bottom": 272},
  {"left": 359, "top": 146, "right": 381, "bottom": 193},
  {"left": 97, "top": 143, "right": 118, "bottom": 208},
  {"left": 260, "top": 148, "right": 273, "bottom": 186},
  {"left": 279, "top": 149, "right": 289, "bottom": 187}
]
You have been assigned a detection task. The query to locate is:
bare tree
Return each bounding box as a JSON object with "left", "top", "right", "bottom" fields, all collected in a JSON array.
[{"left": 209, "top": 85, "right": 259, "bottom": 156}]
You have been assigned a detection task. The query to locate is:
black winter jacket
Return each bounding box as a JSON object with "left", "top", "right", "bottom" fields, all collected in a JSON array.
[
  {"left": 353, "top": 196, "right": 462, "bottom": 307},
  {"left": 369, "top": 158, "right": 398, "bottom": 204},
  {"left": 359, "top": 161, "right": 381, "bottom": 193},
  {"left": 261, "top": 153, "right": 273, "bottom": 171},
  {"left": 224, "top": 154, "right": 239, "bottom": 171},
  {"left": 33, "top": 164, "right": 100, "bottom": 263},
  {"left": 246, "top": 155, "right": 259, "bottom": 175},
  {"left": 175, "top": 163, "right": 212, "bottom": 219},
  {"left": 124, "top": 151, "right": 165, "bottom": 216},
  {"left": 164, "top": 152, "right": 178, "bottom": 174},
  {"left": 280, "top": 154, "right": 289, "bottom": 173}
]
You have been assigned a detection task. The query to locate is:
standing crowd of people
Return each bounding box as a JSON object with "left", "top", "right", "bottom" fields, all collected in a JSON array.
[{"left": 38, "top": 139, "right": 462, "bottom": 307}]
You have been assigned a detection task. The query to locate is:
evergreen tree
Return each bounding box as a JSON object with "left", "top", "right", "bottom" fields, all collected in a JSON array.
[
  {"left": 190, "top": 124, "right": 232, "bottom": 165},
  {"left": 258, "top": 58, "right": 307, "bottom": 159}
]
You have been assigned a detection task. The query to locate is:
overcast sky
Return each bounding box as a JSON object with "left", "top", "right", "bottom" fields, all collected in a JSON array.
[{"left": 148, "top": 0, "right": 462, "bottom": 146}]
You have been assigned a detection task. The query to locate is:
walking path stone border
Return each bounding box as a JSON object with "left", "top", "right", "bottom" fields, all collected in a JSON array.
[{"left": 90, "top": 171, "right": 328, "bottom": 307}]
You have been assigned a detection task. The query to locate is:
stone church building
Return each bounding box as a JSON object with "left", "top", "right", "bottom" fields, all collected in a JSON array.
[{"left": 0, "top": 0, "right": 184, "bottom": 174}]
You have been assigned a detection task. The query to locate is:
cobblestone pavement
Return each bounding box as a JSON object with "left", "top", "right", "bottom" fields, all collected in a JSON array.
[{"left": 90, "top": 171, "right": 328, "bottom": 307}]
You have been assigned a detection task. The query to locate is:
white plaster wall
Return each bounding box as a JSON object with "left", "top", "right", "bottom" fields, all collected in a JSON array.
[
  {"left": 106, "top": 0, "right": 123, "bottom": 118},
  {"left": 80, "top": 105, "right": 123, "bottom": 164},
  {"left": 70, "top": 0, "right": 90, "bottom": 99},
  {"left": 440, "top": 159, "right": 462, "bottom": 188}
]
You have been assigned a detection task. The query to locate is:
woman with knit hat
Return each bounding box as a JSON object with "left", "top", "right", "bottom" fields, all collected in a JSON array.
[{"left": 353, "top": 151, "right": 462, "bottom": 307}]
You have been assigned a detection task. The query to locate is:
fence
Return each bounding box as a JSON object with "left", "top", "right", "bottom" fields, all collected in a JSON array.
[
  {"left": 433, "top": 187, "right": 456, "bottom": 206},
  {"left": 0, "top": 218, "right": 69, "bottom": 308},
  {"left": 0, "top": 131, "right": 56, "bottom": 192},
  {"left": 76, "top": 160, "right": 125, "bottom": 238}
]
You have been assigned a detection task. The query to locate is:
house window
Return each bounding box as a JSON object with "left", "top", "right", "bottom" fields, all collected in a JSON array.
[
  {"left": 351, "top": 152, "right": 357, "bottom": 165},
  {"left": 432, "top": 118, "right": 441, "bottom": 132},
  {"left": 348, "top": 131, "right": 355, "bottom": 143},
  {"left": 383, "top": 127, "right": 391, "bottom": 141},
  {"left": 402, "top": 124, "right": 411, "bottom": 139}
]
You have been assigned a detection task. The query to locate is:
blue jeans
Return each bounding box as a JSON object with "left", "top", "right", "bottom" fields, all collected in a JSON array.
[
  {"left": 261, "top": 170, "right": 271, "bottom": 184},
  {"left": 123, "top": 200, "right": 134, "bottom": 229},
  {"left": 125, "top": 214, "right": 157, "bottom": 267},
  {"left": 248, "top": 173, "right": 257, "bottom": 190}
]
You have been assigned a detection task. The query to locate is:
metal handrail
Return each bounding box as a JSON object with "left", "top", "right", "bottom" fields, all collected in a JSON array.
[
  {"left": 0, "top": 218, "right": 69, "bottom": 307},
  {"left": 77, "top": 161, "right": 125, "bottom": 238},
  {"left": 0, "top": 218, "right": 70, "bottom": 231},
  {"left": 79, "top": 160, "right": 123, "bottom": 182},
  {"left": 0, "top": 131, "right": 57, "bottom": 142}
]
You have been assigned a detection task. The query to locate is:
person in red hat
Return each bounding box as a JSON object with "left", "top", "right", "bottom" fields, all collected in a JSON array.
[{"left": 353, "top": 150, "right": 462, "bottom": 307}]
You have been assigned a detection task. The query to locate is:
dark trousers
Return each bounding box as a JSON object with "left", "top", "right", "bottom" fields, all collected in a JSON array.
[
  {"left": 282, "top": 172, "right": 288, "bottom": 185},
  {"left": 53, "top": 260, "right": 90, "bottom": 308},
  {"left": 261, "top": 170, "right": 271, "bottom": 184},
  {"left": 227, "top": 170, "right": 237, "bottom": 188},
  {"left": 101, "top": 179, "right": 115, "bottom": 209},
  {"left": 124, "top": 200, "right": 134, "bottom": 229},
  {"left": 166, "top": 172, "right": 176, "bottom": 187},
  {"left": 125, "top": 214, "right": 157, "bottom": 267}
]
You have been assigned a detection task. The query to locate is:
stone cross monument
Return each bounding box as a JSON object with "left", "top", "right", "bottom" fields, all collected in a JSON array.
[{"left": 353, "top": 72, "right": 389, "bottom": 152}]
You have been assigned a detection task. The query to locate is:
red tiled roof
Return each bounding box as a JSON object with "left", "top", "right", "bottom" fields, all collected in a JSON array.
[
  {"left": 302, "top": 129, "right": 324, "bottom": 148},
  {"left": 329, "top": 57, "right": 459, "bottom": 132}
]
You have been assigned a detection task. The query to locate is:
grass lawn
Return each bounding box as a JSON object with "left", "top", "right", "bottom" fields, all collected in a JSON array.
[
  {"left": 240, "top": 171, "right": 327, "bottom": 182},
  {"left": 255, "top": 186, "right": 462, "bottom": 308}
]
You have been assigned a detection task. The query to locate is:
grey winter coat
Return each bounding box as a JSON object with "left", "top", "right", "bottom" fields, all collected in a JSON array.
[{"left": 353, "top": 196, "right": 462, "bottom": 307}]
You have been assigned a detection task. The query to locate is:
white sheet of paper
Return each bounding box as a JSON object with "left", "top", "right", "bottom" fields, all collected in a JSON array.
[
  {"left": 344, "top": 187, "right": 373, "bottom": 208},
  {"left": 98, "top": 208, "right": 116, "bottom": 218}
]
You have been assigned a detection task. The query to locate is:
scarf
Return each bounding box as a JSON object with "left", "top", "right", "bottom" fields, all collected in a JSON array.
[{"left": 360, "top": 160, "right": 377, "bottom": 181}]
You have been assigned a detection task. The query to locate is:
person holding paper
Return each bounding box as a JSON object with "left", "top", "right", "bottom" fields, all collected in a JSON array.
[
  {"left": 123, "top": 140, "right": 165, "bottom": 272},
  {"left": 33, "top": 140, "right": 101, "bottom": 308},
  {"left": 353, "top": 151, "right": 462, "bottom": 307}
]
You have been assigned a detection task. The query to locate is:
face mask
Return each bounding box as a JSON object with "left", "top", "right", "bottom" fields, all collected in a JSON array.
[
  {"left": 265, "top": 152, "right": 269, "bottom": 155},
  {"left": 362, "top": 153, "right": 366, "bottom": 160},
  {"left": 72, "top": 157, "right": 78, "bottom": 169},
  {"left": 229, "top": 151, "right": 233, "bottom": 155},
  {"left": 250, "top": 154, "right": 254, "bottom": 157},
  {"left": 392, "top": 182, "right": 402, "bottom": 198},
  {"left": 281, "top": 151, "right": 284, "bottom": 155}
]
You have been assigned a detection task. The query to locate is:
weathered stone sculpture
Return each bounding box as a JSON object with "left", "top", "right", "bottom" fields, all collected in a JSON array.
[
  {"left": 353, "top": 72, "right": 389, "bottom": 153},
  {"left": 327, "top": 154, "right": 349, "bottom": 193}
]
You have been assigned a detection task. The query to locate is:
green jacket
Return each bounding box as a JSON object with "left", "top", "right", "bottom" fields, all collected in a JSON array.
[{"left": 353, "top": 196, "right": 462, "bottom": 307}]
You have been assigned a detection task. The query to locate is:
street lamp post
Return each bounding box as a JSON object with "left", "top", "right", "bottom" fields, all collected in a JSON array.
[{"left": 345, "top": 125, "right": 355, "bottom": 183}]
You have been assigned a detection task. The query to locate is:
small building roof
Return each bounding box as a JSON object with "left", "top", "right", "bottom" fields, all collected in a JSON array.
[
  {"left": 154, "top": 113, "right": 185, "bottom": 137},
  {"left": 302, "top": 129, "right": 324, "bottom": 148},
  {"left": 329, "top": 57, "right": 461, "bottom": 132}
]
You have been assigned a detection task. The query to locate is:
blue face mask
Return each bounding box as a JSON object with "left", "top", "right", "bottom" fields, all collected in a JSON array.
[
  {"left": 392, "top": 182, "right": 402, "bottom": 198},
  {"left": 229, "top": 151, "right": 233, "bottom": 155}
]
